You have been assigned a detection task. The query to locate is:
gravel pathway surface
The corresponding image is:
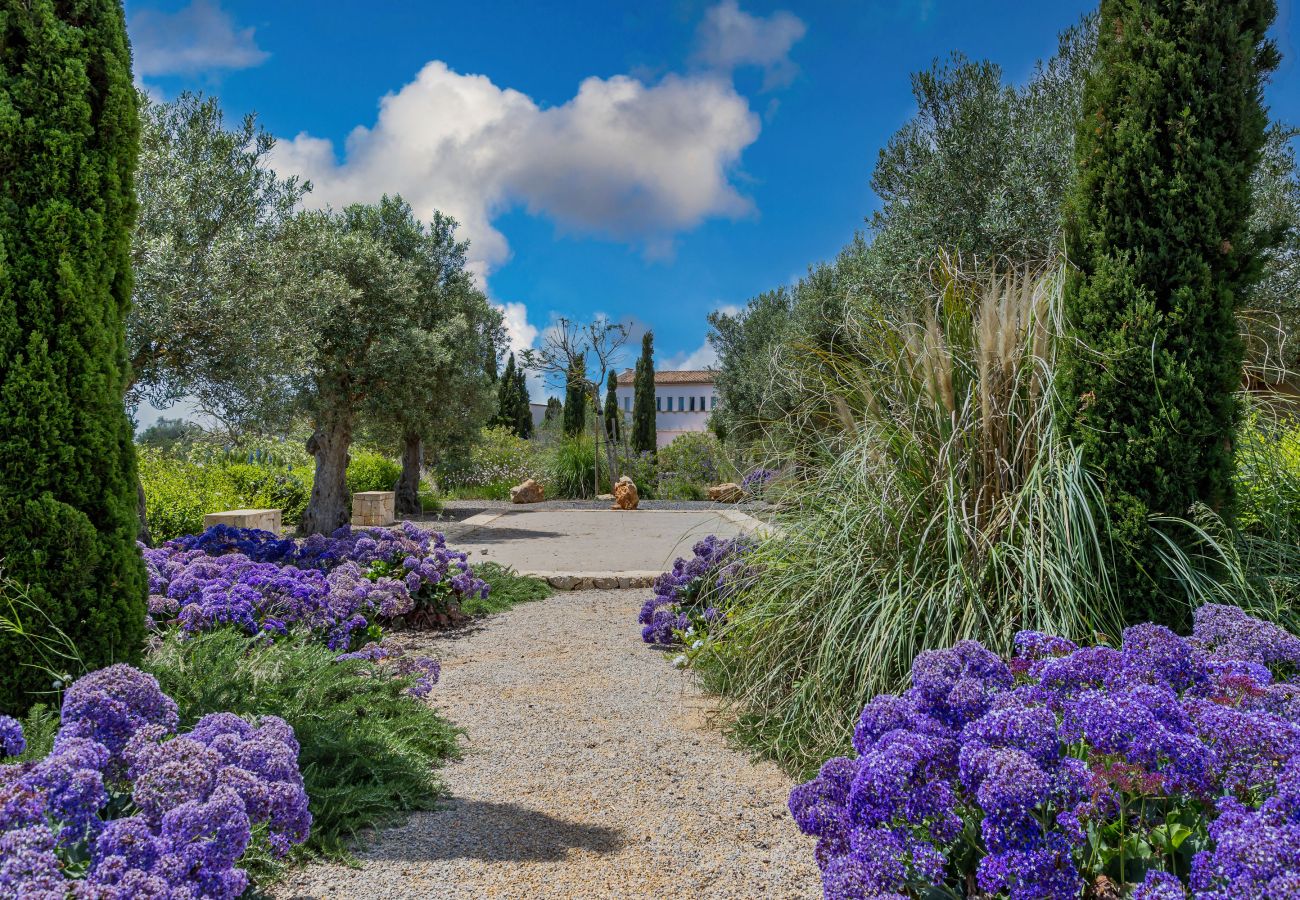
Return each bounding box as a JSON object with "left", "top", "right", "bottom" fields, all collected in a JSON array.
[{"left": 277, "top": 589, "right": 819, "bottom": 900}]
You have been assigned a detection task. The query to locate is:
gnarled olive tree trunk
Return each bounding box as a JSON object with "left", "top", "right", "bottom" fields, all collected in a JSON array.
[
  {"left": 394, "top": 432, "right": 423, "bottom": 517},
  {"left": 301, "top": 410, "right": 352, "bottom": 534}
]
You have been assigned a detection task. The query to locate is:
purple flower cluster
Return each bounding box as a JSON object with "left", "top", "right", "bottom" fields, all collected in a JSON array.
[
  {"left": 741, "top": 468, "right": 777, "bottom": 492},
  {"left": 143, "top": 522, "right": 488, "bottom": 650},
  {"left": 790, "top": 605, "right": 1300, "bottom": 899},
  {"left": 0, "top": 665, "right": 309, "bottom": 897},
  {"left": 0, "top": 717, "right": 24, "bottom": 758},
  {"left": 637, "top": 534, "right": 751, "bottom": 645}
]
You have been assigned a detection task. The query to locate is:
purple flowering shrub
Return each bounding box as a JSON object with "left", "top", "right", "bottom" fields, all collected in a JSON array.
[
  {"left": 789, "top": 604, "right": 1300, "bottom": 899},
  {"left": 741, "top": 468, "right": 777, "bottom": 493},
  {"left": 143, "top": 522, "right": 489, "bottom": 647},
  {"left": 638, "top": 535, "right": 752, "bottom": 646},
  {"left": 0, "top": 664, "right": 309, "bottom": 897}
]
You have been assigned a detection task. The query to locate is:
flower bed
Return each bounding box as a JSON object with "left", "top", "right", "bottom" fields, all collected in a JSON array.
[
  {"left": 143, "top": 522, "right": 489, "bottom": 648},
  {"left": 0, "top": 665, "right": 309, "bottom": 897},
  {"left": 789, "top": 604, "right": 1300, "bottom": 899},
  {"left": 637, "top": 535, "right": 751, "bottom": 647}
]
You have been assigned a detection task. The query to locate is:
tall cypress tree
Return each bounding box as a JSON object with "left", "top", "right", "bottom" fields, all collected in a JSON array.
[
  {"left": 495, "top": 352, "right": 518, "bottom": 430},
  {"left": 513, "top": 364, "right": 533, "bottom": 438},
  {"left": 544, "top": 396, "right": 562, "bottom": 425},
  {"left": 631, "top": 331, "right": 657, "bottom": 454},
  {"left": 0, "top": 0, "right": 148, "bottom": 709},
  {"left": 1059, "top": 0, "right": 1277, "bottom": 623},
  {"left": 562, "top": 357, "right": 587, "bottom": 437},
  {"left": 604, "top": 370, "right": 621, "bottom": 442}
]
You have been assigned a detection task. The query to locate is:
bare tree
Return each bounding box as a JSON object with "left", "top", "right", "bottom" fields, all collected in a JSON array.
[{"left": 522, "top": 317, "right": 629, "bottom": 495}]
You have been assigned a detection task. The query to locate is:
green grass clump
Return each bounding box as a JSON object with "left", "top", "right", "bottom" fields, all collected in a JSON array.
[
  {"left": 466, "top": 563, "right": 554, "bottom": 615},
  {"left": 144, "top": 629, "right": 460, "bottom": 859},
  {"left": 545, "top": 433, "right": 601, "bottom": 498}
]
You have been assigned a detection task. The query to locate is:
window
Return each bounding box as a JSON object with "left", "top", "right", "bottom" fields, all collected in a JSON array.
[
  {"left": 711, "top": 394, "right": 717, "bottom": 409},
  {"left": 624, "top": 396, "right": 631, "bottom": 412},
  {"left": 700, "top": 395, "right": 706, "bottom": 410},
  {"left": 689, "top": 396, "right": 696, "bottom": 412},
  {"left": 656, "top": 396, "right": 662, "bottom": 412},
  {"left": 678, "top": 396, "right": 685, "bottom": 411}
]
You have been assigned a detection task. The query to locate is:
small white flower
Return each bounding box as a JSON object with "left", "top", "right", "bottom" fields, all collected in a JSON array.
[
  {"left": 691, "top": 639, "right": 704, "bottom": 650},
  {"left": 672, "top": 654, "right": 687, "bottom": 668}
]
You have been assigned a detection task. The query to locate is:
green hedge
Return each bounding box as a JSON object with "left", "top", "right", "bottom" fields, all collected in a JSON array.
[{"left": 140, "top": 445, "right": 412, "bottom": 541}]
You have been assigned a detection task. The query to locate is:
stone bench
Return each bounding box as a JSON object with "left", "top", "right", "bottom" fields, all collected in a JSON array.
[
  {"left": 352, "top": 491, "right": 395, "bottom": 527},
  {"left": 204, "top": 508, "right": 282, "bottom": 534}
]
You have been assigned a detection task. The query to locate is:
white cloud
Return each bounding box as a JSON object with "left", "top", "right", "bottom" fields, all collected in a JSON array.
[
  {"left": 130, "top": 0, "right": 269, "bottom": 77},
  {"left": 269, "top": 61, "right": 761, "bottom": 277},
  {"left": 663, "top": 340, "right": 718, "bottom": 371},
  {"left": 693, "top": 0, "right": 807, "bottom": 89}
]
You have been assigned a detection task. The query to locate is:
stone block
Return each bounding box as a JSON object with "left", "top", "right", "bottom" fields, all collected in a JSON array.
[
  {"left": 204, "top": 508, "right": 282, "bottom": 534},
  {"left": 351, "top": 491, "right": 395, "bottom": 527},
  {"left": 708, "top": 482, "right": 743, "bottom": 503},
  {"left": 511, "top": 479, "right": 544, "bottom": 504}
]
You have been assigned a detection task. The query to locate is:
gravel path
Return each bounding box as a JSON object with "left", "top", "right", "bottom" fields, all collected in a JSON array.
[{"left": 277, "top": 589, "right": 820, "bottom": 900}]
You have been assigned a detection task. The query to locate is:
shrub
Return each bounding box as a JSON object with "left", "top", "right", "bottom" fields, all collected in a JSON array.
[
  {"left": 145, "top": 629, "right": 459, "bottom": 859},
  {"left": 656, "top": 431, "right": 732, "bottom": 489},
  {"left": 0, "top": 663, "right": 309, "bottom": 896},
  {"left": 637, "top": 535, "right": 751, "bottom": 648},
  {"left": 0, "top": 0, "right": 147, "bottom": 713},
  {"left": 546, "top": 433, "right": 601, "bottom": 499},
  {"left": 346, "top": 448, "right": 402, "bottom": 494},
  {"left": 437, "top": 425, "right": 540, "bottom": 499},
  {"left": 791, "top": 605, "right": 1300, "bottom": 898},
  {"left": 143, "top": 522, "right": 488, "bottom": 646},
  {"left": 138, "top": 447, "right": 312, "bottom": 542}
]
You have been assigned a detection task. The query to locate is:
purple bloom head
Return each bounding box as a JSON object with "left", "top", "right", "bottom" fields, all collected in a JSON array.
[
  {"left": 57, "top": 665, "right": 179, "bottom": 778},
  {"left": 0, "top": 717, "right": 24, "bottom": 758}
]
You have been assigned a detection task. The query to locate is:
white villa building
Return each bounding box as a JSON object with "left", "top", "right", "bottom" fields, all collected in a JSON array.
[{"left": 614, "top": 369, "right": 718, "bottom": 449}]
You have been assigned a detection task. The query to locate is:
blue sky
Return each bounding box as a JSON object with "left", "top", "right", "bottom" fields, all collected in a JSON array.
[{"left": 125, "top": 0, "right": 1299, "bottom": 388}]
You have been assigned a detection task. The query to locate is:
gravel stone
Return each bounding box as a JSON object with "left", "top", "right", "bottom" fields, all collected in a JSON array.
[{"left": 276, "top": 589, "right": 819, "bottom": 899}]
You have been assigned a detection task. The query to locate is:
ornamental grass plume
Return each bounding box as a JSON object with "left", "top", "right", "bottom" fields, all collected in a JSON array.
[
  {"left": 790, "top": 605, "right": 1300, "bottom": 899},
  {"left": 697, "top": 259, "right": 1133, "bottom": 772}
]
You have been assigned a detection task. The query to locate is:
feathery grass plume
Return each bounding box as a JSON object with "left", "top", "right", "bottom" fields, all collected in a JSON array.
[{"left": 697, "top": 257, "right": 1130, "bottom": 774}]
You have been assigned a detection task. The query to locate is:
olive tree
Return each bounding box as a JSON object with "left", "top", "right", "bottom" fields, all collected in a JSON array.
[
  {"left": 348, "top": 197, "right": 504, "bottom": 515},
  {"left": 130, "top": 91, "right": 307, "bottom": 436},
  {"left": 280, "top": 209, "right": 420, "bottom": 534}
]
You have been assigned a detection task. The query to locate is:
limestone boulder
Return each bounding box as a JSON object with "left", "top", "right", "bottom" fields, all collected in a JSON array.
[
  {"left": 510, "top": 478, "right": 545, "bottom": 504},
  {"left": 708, "top": 482, "right": 744, "bottom": 503},
  {"left": 611, "top": 476, "right": 640, "bottom": 510}
]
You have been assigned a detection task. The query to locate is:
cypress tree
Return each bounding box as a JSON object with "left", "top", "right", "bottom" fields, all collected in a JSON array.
[
  {"left": 543, "top": 396, "right": 562, "bottom": 425},
  {"left": 631, "top": 332, "right": 657, "bottom": 454},
  {"left": 0, "top": 0, "right": 148, "bottom": 709},
  {"left": 495, "top": 353, "right": 518, "bottom": 430},
  {"left": 1059, "top": 0, "right": 1278, "bottom": 623},
  {"left": 604, "top": 370, "right": 621, "bottom": 442},
  {"left": 563, "top": 357, "right": 587, "bottom": 437},
  {"left": 513, "top": 365, "right": 533, "bottom": 438}
]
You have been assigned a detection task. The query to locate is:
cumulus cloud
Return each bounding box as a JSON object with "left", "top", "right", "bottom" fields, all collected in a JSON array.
[
  {"left": 130, "top": 0, "right": 269, "bottom": 77},
  {"left": 693, "top": 0, "right": 807, "bottom": 89},
  {"left": 662, "top": 340, "right": 719, "bottom": 371},
  {"left": 270, "top": 62, "right": 760, "bottom": 275}
]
